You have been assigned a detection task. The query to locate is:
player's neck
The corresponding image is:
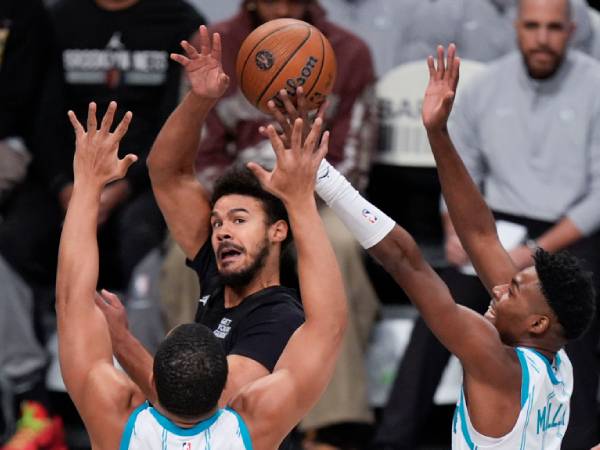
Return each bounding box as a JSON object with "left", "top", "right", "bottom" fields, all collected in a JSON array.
[
  {"left": 154, "top": 404, "right": 218, "bottom": 429},
  {"left": 224, "top": 266, "right": 280, "bottom": 308},
  {"left": 513, "top": 338, "right": 562, "bottom": 362}
]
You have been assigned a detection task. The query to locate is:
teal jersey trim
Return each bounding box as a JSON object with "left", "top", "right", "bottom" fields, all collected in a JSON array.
[
  {"left": 226, "top": 407, "right": 253, "bottom": 450},
  {"left": 458, "top": 390, "right": 477, "bottom": 450},
  {"left": 120, "top": 401, "right": 150, "bottom": 450},
  {"left": 149, "top": 407, "right": 222, "bottom": 437},
  {"left": 515, "top": 348, "right": 531, "bottom": 407},
  {"left": 529, "top": 349, "right": 560, "bottom": 385}
]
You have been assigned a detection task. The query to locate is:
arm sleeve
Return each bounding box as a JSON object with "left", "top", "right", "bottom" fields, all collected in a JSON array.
[
  {"left": 229, "top": 301, "right": 305, "bottom": 372},
  {"left": 565, "top": 97, "right": 600, "bottom": 235},
  {"left": 328, "top": 42, "right": 376, "bottom": 190}
]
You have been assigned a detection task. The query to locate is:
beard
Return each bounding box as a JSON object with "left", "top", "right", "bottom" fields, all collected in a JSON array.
[
  {"left": 522, "top": 48, "right": 564, "bottom": 80},
  {"left": 218, "top": 239, "right": 270, "bottom": 288}
]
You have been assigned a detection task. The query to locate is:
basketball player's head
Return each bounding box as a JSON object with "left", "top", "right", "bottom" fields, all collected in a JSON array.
[
  {"left": 486, "top": 249, "right": 595, "bottom": 347},
  {"left": 516, "top": 0, "right": 574, "bottom": 79},
  {"left": 210, "top": 165, "right": 290, "bottom": 287},
  {"left": 153, "top": 323, "right": 228, "bottom": 418},
  {"left": 245, "top": 0, "right": 313, "bottom": 24}
]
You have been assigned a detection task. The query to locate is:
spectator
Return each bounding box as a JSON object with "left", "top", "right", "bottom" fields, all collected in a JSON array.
[
  {"left": 0, "top": 1, "right": 66, "bottom": 448},
  {"left": 372, "top": 0, "right": 600, "bottom": 449}
]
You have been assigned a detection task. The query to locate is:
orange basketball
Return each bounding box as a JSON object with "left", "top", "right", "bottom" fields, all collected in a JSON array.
[{"left": 236, "top": 18, "right": 337, "bottom": 114}]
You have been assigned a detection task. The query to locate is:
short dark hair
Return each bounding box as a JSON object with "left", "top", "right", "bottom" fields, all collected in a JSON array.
[
  {"left": 153, "top": 324, "right": 228, "bottom": 418},
  {"left": 534, "top": 248, "right": 596, "bottom": 340},
  {"left": 211, "top": 165, "right": 292, "bottom": 248}
]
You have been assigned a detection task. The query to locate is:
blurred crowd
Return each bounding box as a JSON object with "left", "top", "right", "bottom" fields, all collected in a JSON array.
[{"left": 1, "top": 0, "right": 599, "bottom": 449}]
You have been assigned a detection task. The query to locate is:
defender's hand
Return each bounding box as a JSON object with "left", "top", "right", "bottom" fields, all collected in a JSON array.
[
  {"left": 422, "top": 44, "right": 460, "bottom": 132},
  {"left": 171, "top": 25, "right": 230, "bottom": 100},
  {"left": 248, "top": 118, "right": 329, "bottom": 205},
  {"left": 68, "top": 101, "right": 136, "bottom": 189},
  {"left": 94, "top": 289, "right": 130, "bottom": 344},
  {"left": 263, "top": 86, "right": 328, "bottom": 147}
]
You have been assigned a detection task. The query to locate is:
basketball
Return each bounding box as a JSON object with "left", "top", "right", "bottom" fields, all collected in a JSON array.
[{"left": 236, "top": 18, "right": 337, "bottom": 114}]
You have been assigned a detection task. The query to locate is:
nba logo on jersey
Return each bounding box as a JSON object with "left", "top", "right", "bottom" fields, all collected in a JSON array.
[{"left": 182, "top": 442, "right": 191, "bottom": 450}]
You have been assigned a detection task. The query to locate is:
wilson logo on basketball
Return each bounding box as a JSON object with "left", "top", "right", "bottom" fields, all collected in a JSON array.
[
  {"left": 255, "top": 50, "right": 274, "bottom": 71},
  {"left": 272, "top": 56, "right": 319, "bottom": 107}
]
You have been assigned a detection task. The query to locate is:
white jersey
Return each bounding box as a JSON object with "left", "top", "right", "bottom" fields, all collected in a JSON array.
[
  {"left": 120, "top": 402, "right": 252, "bottom": 450},
  {"left": 452, "top": 347, "right": 572, "bottom": 450}
]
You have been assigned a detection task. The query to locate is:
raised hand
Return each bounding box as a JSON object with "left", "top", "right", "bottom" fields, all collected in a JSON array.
[
  {"left": 248, "top": 117, "right": 329, "bottom": 205},
  {"left": 171, "top": 25, "right": 230, "bottom": 99},
  {"left": 68, "top": 101, "right": 137, "bottom": 189},
  {"left": 422, "top": 44, "right": 460, "bottom": 132},
  {"left": 263, "top": 86, "right": 328, "bottom": 147}
]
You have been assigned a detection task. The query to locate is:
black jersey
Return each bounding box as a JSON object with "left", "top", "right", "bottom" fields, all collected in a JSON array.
[{"left": 187, "top": 241, "right": 304, "bottom": 372}]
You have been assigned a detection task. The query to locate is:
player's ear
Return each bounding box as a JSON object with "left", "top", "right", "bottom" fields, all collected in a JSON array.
[
  {"left": 528, "top": 314, "right": 550, "bottom": 336},
  {"left": 269, "top": 219, "right": 288, "bottom": 244}
]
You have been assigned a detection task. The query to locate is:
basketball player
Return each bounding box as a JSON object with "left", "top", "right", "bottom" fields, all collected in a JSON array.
[
  {"left": 271, "top": 44, "right": 596, "bottom": 449},
  {"left": 55, "top": 96, "right": 346, "bottom": 450}
]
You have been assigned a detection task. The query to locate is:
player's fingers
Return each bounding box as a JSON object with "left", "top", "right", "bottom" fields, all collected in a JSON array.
[
  {"left": 296, "top": 86, "right": 308, "bottom": 121},
  {"left": 170, "top": 53, "right": 190, "bottom": 67},
  {"left": 67, "top": 110, "right": 84, "bottom": 137},
  {"left": 291, "top": 118, "right": 303, "bottom": 151},
  {"left": 451, "top": 57, "right": 460, "bottom": 91},
  {"left": 100, "top": 101, "right": 117, "bottom": 133},
  {"left": 181, "top": 40, "right": 199, "bottom": 60},
  {"left": 437, "top": 45, "right": 445, "bottom": 78},
  {"left": 316, "top": 99, "right": 329, "bottom": 122},
  {"left": 446, "top": 43, "right": 456, "bottom": 78},
  {"left": 427, "top": 55, "right": 436, "bottom": 79},
  {"left": 94, "top": 292, "right": 111, "bottom": 312},
  {"left": 304, "top": 117, "right": 323, "bottom": 153},
  {"left": 315, "top": 130, "right": 330, "bottom": 162},
  {"left": 211, "top": 32, "right": 222, "bottom": 61},
  {"left": 266, "top": 124, "right": 286, "bottom": 155},
  {"left": 119, "top": 154, "right": 138, "bottom": 177},
  {"left": 100, "top": 289, "right": 124, "bottom": 308},
  {"left": 280, "top": 89, "right": 299, "bottom": 121},
  {"left": 113, "top": 111, "right": 133, "bottom": 141},
  {"left": 246, "top": 162, "right": 270, "bottom": 187},
  {"left": 87, "top": 102, "right": 97, "bottom": 133},
  {"left": 267, "top": 100, "right": 292, "bottom": 136},
  {"left": 199, "top": 25, "right": 210, "bottom": 55}
]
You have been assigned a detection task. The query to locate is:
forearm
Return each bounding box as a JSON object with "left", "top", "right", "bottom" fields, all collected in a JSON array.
[
  {"left": 112, "top": 330, "right": 157, "bottom": 404},
  {"left": 285, "top": 198, "right": 346, "bottom": 327},
  {"left": 428, "top": 129, "right": 497, "bottom": 243},
  {"left": 56, "top": 183, "right": 102, "bottom": 309},
  {"left": 536, "top": 217, "right": 583, "bottom": 253},
  {"left": 147, "top": 92, "right": 216, "bottom": 180}
]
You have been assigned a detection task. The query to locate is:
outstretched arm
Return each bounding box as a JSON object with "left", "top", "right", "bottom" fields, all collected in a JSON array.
[
  {"left": 56, "top": 102, "right": 143, "bottom": 449},
  {"left": 423, "top": 45, "right": 517, "bottom": 292},
  {"left": 147, "top": 25, "right": 230, "bottom": 259},
  {"left": 232, "top": 119, "right": 347, "bottom": 448}
]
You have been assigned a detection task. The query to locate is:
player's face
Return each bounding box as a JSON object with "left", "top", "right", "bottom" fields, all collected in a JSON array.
[
  {"left": 516, "top": 0, "right": 574, "bottom": 79},
  {"left": 485, "top": 267, "right": 548, "bottom": 344},
  {"left": 210, "top": 195, "right": 274, "bottom": 286},
  {"left": 255, "top": 0, "right": 310, "bottom": 22}
]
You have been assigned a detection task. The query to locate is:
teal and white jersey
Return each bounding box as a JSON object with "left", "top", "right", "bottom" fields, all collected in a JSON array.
[
  {"left": 120, "top": 402, "right": 252, "bottom": 450},
  {"left": 452, "top": 347, "right": 572, "bottom": 450}
]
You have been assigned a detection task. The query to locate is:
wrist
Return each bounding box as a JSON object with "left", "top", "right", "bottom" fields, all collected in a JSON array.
[
  {"left": 187, "top": 91, "right": 218, "bottom": 109},
  {"left": 426, "top": 126, "right": 450, "bottom": 138}
]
